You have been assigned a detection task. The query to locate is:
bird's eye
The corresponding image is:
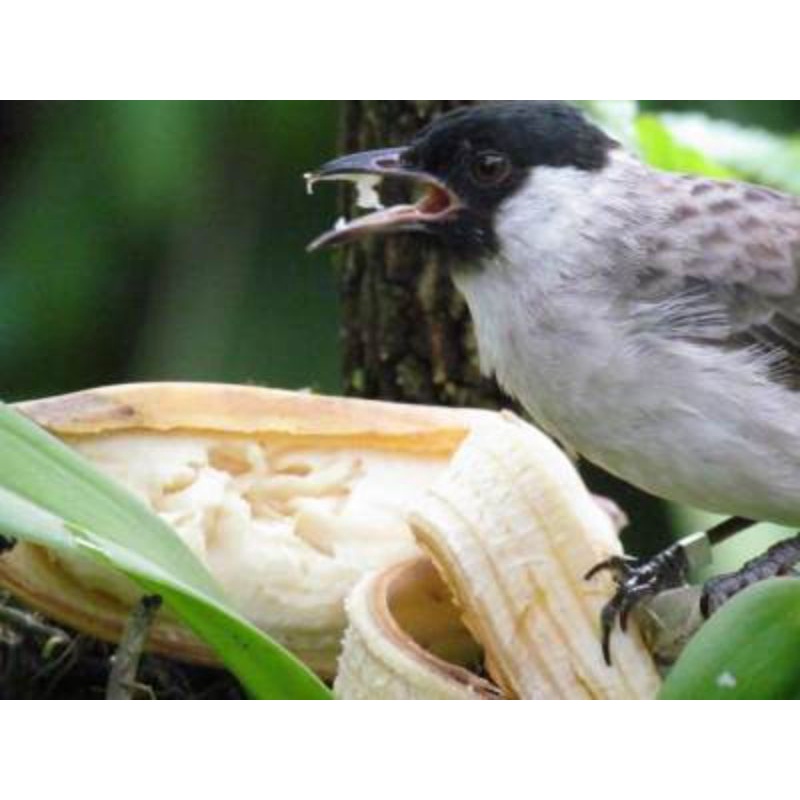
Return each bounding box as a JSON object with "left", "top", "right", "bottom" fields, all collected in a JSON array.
[{"left": 470, "top": 151, "right": 512, "bottom": 186}]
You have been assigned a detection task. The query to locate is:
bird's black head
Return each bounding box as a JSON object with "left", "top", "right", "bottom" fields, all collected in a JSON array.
[{"left": 307, "top": 101, "right": 618, "bottom": 261}]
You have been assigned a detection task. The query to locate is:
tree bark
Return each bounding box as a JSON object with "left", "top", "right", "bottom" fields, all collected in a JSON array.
[{"left": 338, "top": 100, "right": 505, "bottom": 409}]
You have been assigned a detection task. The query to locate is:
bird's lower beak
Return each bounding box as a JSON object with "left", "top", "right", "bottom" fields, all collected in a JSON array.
[{"left": 305, "top": 147, "right": 459, "bottom": 251}]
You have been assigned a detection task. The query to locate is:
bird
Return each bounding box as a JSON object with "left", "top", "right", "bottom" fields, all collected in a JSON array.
[{"left": 306, "top": 101, "right": 800, "bottom": 662}]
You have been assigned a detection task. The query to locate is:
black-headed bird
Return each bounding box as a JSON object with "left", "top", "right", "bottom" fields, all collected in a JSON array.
[{"left": 308, "top": 101, "right": 800, "bottom": 661}]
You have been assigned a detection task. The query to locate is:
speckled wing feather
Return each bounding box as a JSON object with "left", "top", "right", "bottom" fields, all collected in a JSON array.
[{"left": 641, "top": 175, "right": 800, "bottom": 387}]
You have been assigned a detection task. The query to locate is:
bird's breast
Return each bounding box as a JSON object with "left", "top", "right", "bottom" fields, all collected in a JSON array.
[{"left": 454, "top": 265, "right": 800, "bottom": 525}]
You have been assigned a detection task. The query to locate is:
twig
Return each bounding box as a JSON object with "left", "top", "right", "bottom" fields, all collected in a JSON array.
[
  {"left": 0, "top": 596, "right": 70, "bottom": 648},
  {"left": 105, "top": 595, "right": 162, "bottom": 700}
]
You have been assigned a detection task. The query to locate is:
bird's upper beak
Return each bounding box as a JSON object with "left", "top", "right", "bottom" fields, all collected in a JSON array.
[{"left": 305, "top": 147, "right": 459, "bottom": 251}]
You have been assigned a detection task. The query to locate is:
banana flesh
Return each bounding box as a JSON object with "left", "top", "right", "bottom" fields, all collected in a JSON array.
[
  {"left": 337, "top": 413, "right": 661, "bottom": 699},
  {"left": 3, "top": 383, "right": 491, "bottom": 678},
  {"left": 1, "top": 384, "right": 662, "bottom": 698}
]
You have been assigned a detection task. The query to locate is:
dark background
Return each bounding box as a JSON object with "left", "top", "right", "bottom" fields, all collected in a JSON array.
[{"left": 1, "top": 100, "right": 798, "bottom": 560}]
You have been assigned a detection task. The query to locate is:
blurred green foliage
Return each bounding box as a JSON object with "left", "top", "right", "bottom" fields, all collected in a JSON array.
[
  {"left": 0, "top": 101, "right": 341, "bottom": 401},
  {"left": 635, "top": 115, "right": 736, "bottom": 178}
]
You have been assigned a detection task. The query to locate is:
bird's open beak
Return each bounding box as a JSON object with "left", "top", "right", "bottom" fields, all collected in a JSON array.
[{"left": 305, "top": 147, "right": 459, "bottom": 251}]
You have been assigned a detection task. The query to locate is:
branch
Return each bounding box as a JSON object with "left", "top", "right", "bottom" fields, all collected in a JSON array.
[{"left": 105, "top": 595, "right": 162, "bottom": 700}]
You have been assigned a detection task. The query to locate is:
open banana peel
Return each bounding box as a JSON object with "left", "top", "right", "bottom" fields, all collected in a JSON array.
[
  {"left": 337, "top": 413, "right": 660, "bottom": 699},
  {"left": 0, "top": 383, "right": 661, "bottom": 698}
]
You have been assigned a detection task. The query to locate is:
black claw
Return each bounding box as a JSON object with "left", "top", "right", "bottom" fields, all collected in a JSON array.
[
  {"left": 619, "top": 599, "right": 633, "bottom": 633},
  {"left": 584, "top": 558, "right": 613, "bottom": 582},
  {"left": 622, "top": 577, "right": 660, "bottom": 632},
  {"left": 600, "top": 600, "right": 620, "bottom": 666},
  {"left": 584, "top": 555, "right": 635, "bottom": 582},
  {"left": 587, "top": 543, "right": 690, "bottom": 665},
  {"left": 601, "top": 630, "right": 612, "bottom": 667}
]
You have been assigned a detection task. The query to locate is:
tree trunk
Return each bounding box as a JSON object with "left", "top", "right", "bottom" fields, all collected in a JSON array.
[
  {"left": 338, "top": 100, "right": 504, "bottom": 409},
  {"left": 338, "top": 100, "right": 670, "bottom": 553}
]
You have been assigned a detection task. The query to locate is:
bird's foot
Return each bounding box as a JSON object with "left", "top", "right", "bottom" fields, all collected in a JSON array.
[
  {"left": 0, "top": 535, "right": 16, "bottom": 555},
  {"left": 700, "top": 533, "right": 800, "bottom": 617},
  {"left": 585, "top": 543, "right": 690, "bottom": 665}
]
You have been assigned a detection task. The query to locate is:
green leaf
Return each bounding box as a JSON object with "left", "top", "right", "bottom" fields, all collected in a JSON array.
[
  {"left": 659, "top": 579, "right": 800, "bottom": 700},
  {"left": 657, "top": 112, "right": 800, "bottom": 195},
  {"left": 635, "top": 115, "right": 737, "bottom": 179},
  {"left": 0, "top": 403, "right": 332, "bottom": 699}
]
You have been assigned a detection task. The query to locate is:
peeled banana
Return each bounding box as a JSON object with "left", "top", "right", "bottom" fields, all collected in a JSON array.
[
  {"left": 336, "top": 412, "right": 661, "bottom": 699},
  {"left": 0, "top": 383, "right": 661, "bottom": 698},
  {"left": 4, "top": 383, "right": 491, "bottom": 678}
]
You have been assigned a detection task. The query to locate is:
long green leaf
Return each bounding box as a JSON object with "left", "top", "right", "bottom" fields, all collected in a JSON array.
[
  {"left": 0, "top": 402, "right": 220, "bottom": 597},
  {"left": 0, "top": 403, "right": 332, "bottom": 699},
  {"left": 659, "top": 580, "right": 800, "bottom": 700}
]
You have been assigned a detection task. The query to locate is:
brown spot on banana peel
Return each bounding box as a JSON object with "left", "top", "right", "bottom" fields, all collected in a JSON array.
[{"left": 18, "top": 392, "right": 138, "bottom": 432}]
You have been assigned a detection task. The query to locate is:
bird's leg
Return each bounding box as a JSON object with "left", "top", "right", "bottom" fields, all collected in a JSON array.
[
  {"left": 586, "top": 516, "right": 755, "bottom": 664},
  {"left": 585, "top": 545, "right": 690, "bottom": 665},
  {"left": 700, "top": 533, "right": 800, "bottom": 617}
]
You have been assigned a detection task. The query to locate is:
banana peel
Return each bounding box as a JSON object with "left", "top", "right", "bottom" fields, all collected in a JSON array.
[
  {"left": 334, "top": 556, "right": 501, "bottom": 700},
  {"left": 337, "top": 413, "right": 661, "bottom": 699},
  {"left": 0, "top": 383, "right": 661, "bottom": 698},
  {"left": 5, "top": 383, "right": 490, "bottom": 678}
]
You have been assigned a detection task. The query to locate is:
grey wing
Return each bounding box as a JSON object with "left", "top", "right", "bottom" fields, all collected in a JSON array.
[{"left": 638, "top": 175, "right": 800, "bottom": 388}]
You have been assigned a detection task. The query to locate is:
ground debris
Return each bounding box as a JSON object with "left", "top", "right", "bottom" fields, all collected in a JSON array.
[{"left": 0, "top": 594, "right": 244, "bottom": 700}]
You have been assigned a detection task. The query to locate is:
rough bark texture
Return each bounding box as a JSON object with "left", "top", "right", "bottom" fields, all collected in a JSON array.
[{"left": 339, "top": 101, "right": 505, "bottom": 409}]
